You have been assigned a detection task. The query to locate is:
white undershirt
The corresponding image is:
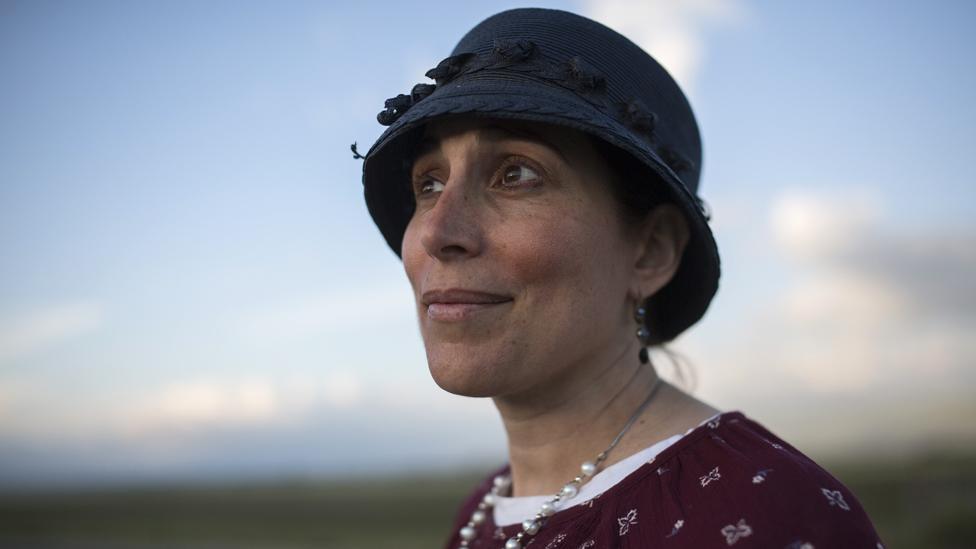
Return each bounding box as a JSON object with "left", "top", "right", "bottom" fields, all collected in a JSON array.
[{"left": 494, "top": 412, "right": 721, "bottom": 526}]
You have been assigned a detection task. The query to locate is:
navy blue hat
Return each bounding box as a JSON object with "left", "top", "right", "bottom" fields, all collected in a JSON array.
[{"left": 360, "top": 7, "right": 720, "bottom": 344}]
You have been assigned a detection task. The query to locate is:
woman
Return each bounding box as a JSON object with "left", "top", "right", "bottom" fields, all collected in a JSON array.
[{"left": 358, "top": 7, "right": 883, "bottom": 548}]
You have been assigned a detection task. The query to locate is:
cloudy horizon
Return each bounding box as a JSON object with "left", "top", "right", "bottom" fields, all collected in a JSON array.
[{"left": 1, "top": 0, "right": 974, "bottom": 491}]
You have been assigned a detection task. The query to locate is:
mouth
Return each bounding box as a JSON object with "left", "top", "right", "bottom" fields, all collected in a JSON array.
[{"left": 422, "top": 289, "right": 513, "bottom": 322}]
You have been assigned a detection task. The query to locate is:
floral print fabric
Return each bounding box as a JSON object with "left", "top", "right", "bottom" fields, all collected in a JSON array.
[{"left": 443, "top": 411, "right": 883, "bottom": 548}]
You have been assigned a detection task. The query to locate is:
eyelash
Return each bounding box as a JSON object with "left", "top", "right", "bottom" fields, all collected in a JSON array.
[{"left": 412, "top": 156, "right": 545, "bottom": 198}]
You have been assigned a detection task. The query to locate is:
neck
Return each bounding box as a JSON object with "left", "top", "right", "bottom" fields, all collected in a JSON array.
[{"left": 493, "top": 338, "right": 665, "bottom": 498}]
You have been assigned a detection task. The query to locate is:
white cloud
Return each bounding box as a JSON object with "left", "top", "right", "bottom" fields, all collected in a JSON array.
[
  {"left": 779, "top": 270, "right": 907, "bottom": 328},
  {"left": 770, "top": 187, "right": 883, "bottom": 262},
  {"left": 668, "top": 186, "right": 975, "bottom": 458},
  {"left": 131, "top": 378, "right": 278, "bottom": 429},
  {"left": 582, "top": 0, "right": 750, "bottom": 96},
  {"left": 0, "top": 370, "right": 366, "bottom": 440},
  {"left": 771, "top": 188, "right": 974, "bottom": 389},
  {"left": 733, "top": 186, "right": 976, "bottom": 393},
  {"left": 119, "top": 370, "right": 378, "bottom": 435},
  {"left": 0, "top": 301, "right": 103, "bottom": 364},
  {"left": 769, "top": 186, "right": 976, "bottom": 318}
]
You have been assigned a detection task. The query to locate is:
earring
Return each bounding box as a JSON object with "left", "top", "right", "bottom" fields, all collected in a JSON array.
[{"left": 634, "top": 300, "right": 650, "bottom": 364}]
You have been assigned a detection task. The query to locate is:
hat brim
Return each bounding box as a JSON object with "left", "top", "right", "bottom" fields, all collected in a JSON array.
[{"left": 362, "top": 72, "right": 720, "bottom": 344}]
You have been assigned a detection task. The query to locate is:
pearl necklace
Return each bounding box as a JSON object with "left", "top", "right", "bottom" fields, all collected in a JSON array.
[{"left": 458, "top": 379, "right": 664, "bottom": 549}]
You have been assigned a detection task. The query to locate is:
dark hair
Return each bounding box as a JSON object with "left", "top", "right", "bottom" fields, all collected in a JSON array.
[
  {"left": 587, "top": 135, "right": 670, "bottom": 227},
  {"left": 588, "top": 135, "right": 693, "bottom": 354},
  {"left": 592, "top": 136, "right": 699, "bottom": 388}
]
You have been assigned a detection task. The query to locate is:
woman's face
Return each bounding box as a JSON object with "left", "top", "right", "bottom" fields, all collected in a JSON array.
[{"left": 402, "top": 116, "right": 646, "bottom": 399}]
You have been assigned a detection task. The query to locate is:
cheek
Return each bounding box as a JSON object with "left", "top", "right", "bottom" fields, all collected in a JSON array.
[
  {"left": 507, "top": 206, "right": 623, "bottom": 313},
  {"left": 541, "top": 219, "right": 632, "bottom": 355},
  {"left": 401, "top": 219, "right": 425, "bottom": 291}
]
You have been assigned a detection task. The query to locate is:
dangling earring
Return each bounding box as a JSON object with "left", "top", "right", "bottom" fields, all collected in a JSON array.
[{"left": 634, "top": 299, "right": 650, "bottom": 364}]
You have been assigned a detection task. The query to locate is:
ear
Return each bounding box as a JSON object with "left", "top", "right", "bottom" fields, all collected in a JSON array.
[{"left": 629, "top": 203, "right": 690, "bottom": 300}]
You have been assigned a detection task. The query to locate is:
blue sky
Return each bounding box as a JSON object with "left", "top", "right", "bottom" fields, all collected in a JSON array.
[{"left": 1, "top": 0, "right": 974, "bottom": 489}]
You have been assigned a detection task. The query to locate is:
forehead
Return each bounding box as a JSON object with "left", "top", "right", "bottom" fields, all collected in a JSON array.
[{"left": 413, "top": 116, "right": 586, "bottom": 160}]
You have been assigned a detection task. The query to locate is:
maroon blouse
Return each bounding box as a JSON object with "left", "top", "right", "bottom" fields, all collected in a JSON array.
[{"left": 443, "top": 411, "right": 884, "bottom": 548}]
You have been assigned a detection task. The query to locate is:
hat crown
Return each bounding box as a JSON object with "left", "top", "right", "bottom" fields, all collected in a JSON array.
[{"left": 450, "top": 8, "right": 702, "bottom": 194}]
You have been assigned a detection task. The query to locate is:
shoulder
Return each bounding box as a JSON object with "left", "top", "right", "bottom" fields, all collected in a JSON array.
[{"left": 604, "top": 411, "right": 885, "bottom": 547}]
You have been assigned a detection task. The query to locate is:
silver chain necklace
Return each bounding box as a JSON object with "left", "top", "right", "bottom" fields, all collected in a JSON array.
[{"left": 458, "top": 378, "right": 664, "bottom": 549}]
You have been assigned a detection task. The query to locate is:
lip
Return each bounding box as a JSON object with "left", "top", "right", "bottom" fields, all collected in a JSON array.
[
  {"left": 422, "top": 289, "right": 513, "bottom": 322},
  {"left": 422, "top": 289, "right": 512, "bottom": 305}
]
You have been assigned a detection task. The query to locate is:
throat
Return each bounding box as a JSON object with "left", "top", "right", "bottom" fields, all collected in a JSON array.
[{"left": 499, "top": 369, "right": 665, "bottom": 498}]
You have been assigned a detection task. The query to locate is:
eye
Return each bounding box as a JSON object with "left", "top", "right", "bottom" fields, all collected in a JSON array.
[
  {"left": 414, "top": 177, "right": 445, "bottom": 197},
  {"left": 498, "top": 163, "right": 542, "bottom": 189}
]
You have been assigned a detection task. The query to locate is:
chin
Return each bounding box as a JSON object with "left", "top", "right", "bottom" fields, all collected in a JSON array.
[{"left": 424, "top": 343, "right": 512, "bottom": 398}]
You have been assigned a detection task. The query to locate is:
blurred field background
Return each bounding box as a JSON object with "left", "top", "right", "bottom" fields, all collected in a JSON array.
[
  {"left": 2, "top": 0, "right": 974, "bottom": 548},
  {"left": 2, "top": 452, "right": 976, "bottom": 548}
]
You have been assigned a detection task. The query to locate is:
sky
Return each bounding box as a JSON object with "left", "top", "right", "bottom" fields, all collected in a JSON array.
[{"left": 1, "top": 0, "right": 974, "bottom": 490}]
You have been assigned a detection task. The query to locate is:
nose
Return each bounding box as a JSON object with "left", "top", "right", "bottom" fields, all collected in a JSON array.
[{"left": 418, "top": 180, "right": 484, "bottom": 261}]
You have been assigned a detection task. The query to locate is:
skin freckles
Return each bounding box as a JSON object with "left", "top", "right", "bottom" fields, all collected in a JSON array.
[{"left": 401, "top": 116, "right": 639, "bottom": 402}]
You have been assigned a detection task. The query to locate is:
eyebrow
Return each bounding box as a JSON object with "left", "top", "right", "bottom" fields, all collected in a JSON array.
[{"left": 412, "top": 123, "right": 569, "bottom": 164}]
